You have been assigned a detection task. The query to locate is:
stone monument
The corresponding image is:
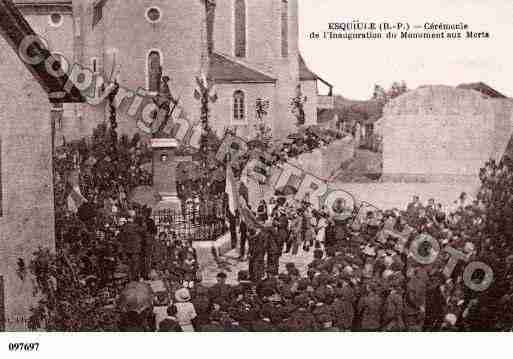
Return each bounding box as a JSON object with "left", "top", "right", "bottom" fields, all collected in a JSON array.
[{"left": 151, "top": 138, "right": 191, "bottom": 211}]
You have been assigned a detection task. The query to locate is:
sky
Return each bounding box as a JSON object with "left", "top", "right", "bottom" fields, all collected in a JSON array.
[{"left": 298, "top": 0, "right": 513, "bottom": 100}]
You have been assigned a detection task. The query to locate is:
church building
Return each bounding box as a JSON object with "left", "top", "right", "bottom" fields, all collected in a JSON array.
[{"left": 14, "top": 0, "right": 333, "bottom": 142}]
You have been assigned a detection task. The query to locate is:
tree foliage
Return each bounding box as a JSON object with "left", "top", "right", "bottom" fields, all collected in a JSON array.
[{"left": 372, "top": 81, "right": 408, "bottom": 104}]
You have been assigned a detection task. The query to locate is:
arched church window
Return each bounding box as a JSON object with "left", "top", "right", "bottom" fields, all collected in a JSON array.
[
  {"left": 233, "top": 90, "right": 246, "bottom": 123},
  {"left": 148, "top": 51, "right": 162, "bottom": 93},
  {"left": 234, "top": 0, "right": 246, "bottom": 58},
  {"left": 281, "top": 0, "right": 288, "bottom": 57}
]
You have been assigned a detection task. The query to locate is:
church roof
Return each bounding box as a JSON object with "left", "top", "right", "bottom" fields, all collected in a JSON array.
[
  {"left": 208, "top": 52, "right": 276, "bottom": 84},
  {"left": 299, "top": 54, "right": 317, "bottom": 81},
  {"left": 0, "top": 0, "right": 83, "bottom": 103},
  {"left": 299, "top": 54, "right": 333, "bottom": 90}
]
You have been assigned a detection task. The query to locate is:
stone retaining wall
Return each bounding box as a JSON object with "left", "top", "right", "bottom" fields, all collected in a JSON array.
[
  {"left": 289, "top": 136, "right": 355, "bottom": 180},
  {"left": 246, "top": 137, "right": 355, "bottom": 207}
]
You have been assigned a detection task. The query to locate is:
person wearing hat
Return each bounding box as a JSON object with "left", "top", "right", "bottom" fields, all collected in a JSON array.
[
  {"left": 119, "top": 209, "right": 146, "bottom": 281},
  {"left": 238, "top": 212, "right": 248, "bottom": 260},
  {"left": 289, "top": 212, "right": 303, "bottom": 255},
  {"left": 301, "top": 208, "right": 316, "bottom": 252},
  {"left": 276, "top": 206, "right": 290, "bottom": 254},
  {"left": 424, "top": 272, "right": 445, "bottom": 331},
  {"left": 228, "top": 286, "right": 261, "bottom": 331},
  {"left": 318, "top": 313, "right": 339, "bottom": 331},
  {"left": 357, "top": 282, "right": 383, "bottom": 331},
  {"left": 315, "top": 211, "right": 329, "bottom": 247},
  {"left": 174, "top": 288, "right": 197, "bottom": 332},
  {"left": 191, "top": 284, "right": 212, "bottom": 328},
  {"left": 288, "top": 294, "right": 318, "bottom": 331},
  {"left": 208, "top": 272, "right": 232, "bottom": 309},
  {"left": 252, "top": 303, "right": 278, "bottom": 331},
  {"left": 382, "top": 286, "right": 405, "bottom": 331},
  {"left": 332, "top": 280, "right": 355, "bottom": 331},
  {"left": 248, "top": 227, "right": 267, "bottom": 281},
  {"left": 404, "top": 268, "right": 427, "bottom": 331},
  {"left": 264, "top": 225, "right": 281, "bottom": 276},
  {"left": 312, "top": 288, "right": 334, "bottom": 326},
  {"left": 200, "top": 311, "right": 225, "bottom": 332}
]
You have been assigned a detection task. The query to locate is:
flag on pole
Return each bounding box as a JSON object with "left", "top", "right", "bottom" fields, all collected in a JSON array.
[
  {"left": 66, "top": 170, "right": 87, "bottom": 213},
  {"left": 67, "top": 185, "right": 87, "bottom": 213},
  {"left": 238, "top": 195, "right": 265, "bottom": 231},
  {"left": 225, "top": 165, "right": 238, "bottom": 216}
]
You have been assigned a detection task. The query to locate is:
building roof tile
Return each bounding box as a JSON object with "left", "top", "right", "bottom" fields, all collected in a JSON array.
[{"left": 208, "top": 52, "right": 276, "bottom": 84}]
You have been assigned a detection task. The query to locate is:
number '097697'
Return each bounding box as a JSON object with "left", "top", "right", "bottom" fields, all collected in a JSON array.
[{"left": 8, "top": 343, "right": 39, "bottom": 352}]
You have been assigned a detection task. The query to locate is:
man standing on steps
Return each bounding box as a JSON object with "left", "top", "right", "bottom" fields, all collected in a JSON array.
[
  {"left": 248, "top": 227, "right": 266, "bottom": 282},
  {"left": 239, "top": 214, "right": 248, "bottom": 261},
  {"left": 119, "top": 210, "right": 146, "bottom": 282},
  {"left": 226, "top": 200, "right": 238, "bottom": 250}
]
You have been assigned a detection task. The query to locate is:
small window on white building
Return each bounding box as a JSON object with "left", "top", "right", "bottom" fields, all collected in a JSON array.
[
  {"left": 234, "top": 0, "right": 246, "bottom": 58},
  {"left": 281, "top": 0, "right": 289, "bottom": 57},
  {"left": 49, "top": 13, "right": 63, "bottom": 28},
  {"left": 146, "top": 7, "right": 162, "bottom": 24},
  {"left": 147, "top": 50, "right": 162, "bottom": 93},
  {"left": 233, "top": 90, "right": 246, "bottom": 123},
  {"left": 93, "top": 0, "right": 106, "bottom": 28},
  {"left": 91, "top": 57, "right": 98, "bottom": 73}
]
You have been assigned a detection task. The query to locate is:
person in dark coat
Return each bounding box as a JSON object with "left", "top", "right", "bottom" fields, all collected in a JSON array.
[
  {"left": 208, "top": 272, "right": 232, "bottom": 309},
  {"left": 404, "top": 269, "right": 427, "bottom": 331},
  {"left": 239, "top": 216, "right": 248, "bottom": 260},
  {"left": 249, "top": 228, "right": 267, "bottom": 282},
  {"left": 288, "top": 295, "right": 318, "bottom": 331},
  {"left": 332, "top": 281, "right": 355, "bottom": 331},
  {"left": 191, "top": 284, "right": 212, "bottom": 328},
  {"left": 357, "top": 282, "right": 383, "bottom": 331},
  {"left": 119, "top": 211, "right": 146, "bottom": 281},
  {"left": 275, "top": 208, "right": 290, "bottom": 253},
  {"left": 229, "top": 288, "right": 261, "bottom": 331},
  {"left": 424, "top": 273, "right": 445, "bottom": 331},
  {"left": 318, "top": 313, "right": 339, "bottom": 331},
  {"left": 264, "top": 226, "right": 281, "bottom": 276},
  {"left": 382, "top": 287, "right": 405, "bottom": 331},
  {"left": 252, "top": 303, "right": 278, "bottom": 332},
  {"left": 200, "top": 311, "right": 225, "bottom": 332}
]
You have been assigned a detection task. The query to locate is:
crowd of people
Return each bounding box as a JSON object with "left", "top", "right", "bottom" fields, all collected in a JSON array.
[
  {"left": 43, "top": 122, "right": 513, "bottom": 332},
  {"left": 115, "top": 186, "right": 513, "bottom": 332}
]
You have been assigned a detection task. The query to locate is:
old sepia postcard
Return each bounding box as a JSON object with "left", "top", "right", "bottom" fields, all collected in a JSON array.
[{"left": 1, "top": 0, "right": 513, "bottom": 356}]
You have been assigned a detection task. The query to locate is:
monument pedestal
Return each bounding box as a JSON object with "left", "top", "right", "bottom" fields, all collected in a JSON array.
[{"left": 150, "top": 138, "right": 192, "bottom": 211}]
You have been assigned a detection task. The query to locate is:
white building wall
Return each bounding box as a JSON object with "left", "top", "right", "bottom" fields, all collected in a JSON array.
[
  {"left": 381, "top": 86, "right": 512, "bottom": 181},
  {"left": 0, "top": 36, "right": 55, "bottom": 331},
  {"left": 210, "top": 83, "right": 276, "bottom": 140}
]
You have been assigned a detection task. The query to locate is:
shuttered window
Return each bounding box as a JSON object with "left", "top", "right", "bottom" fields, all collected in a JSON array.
[
  {"left": 281, "top": 0, "right": 289, "bottom": 57},
  {"left": 233, "top": 90, "right": 245, "bottom": 122},
  {"left": 148, "top": 51, "right": 162, "bottom": 93},
  {"left": 234, "top": 0, "right": 246, "bottom": 58}
]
